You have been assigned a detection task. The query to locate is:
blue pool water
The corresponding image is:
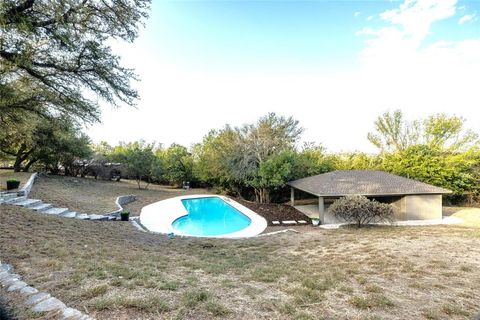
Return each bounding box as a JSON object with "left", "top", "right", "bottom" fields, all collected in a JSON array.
[{"left": 172, "top": 197, "right": 251, "bottom": 236}]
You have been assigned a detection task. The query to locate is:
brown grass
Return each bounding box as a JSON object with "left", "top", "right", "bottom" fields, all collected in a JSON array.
[
  {"left": 1, "top": 175, "right": 480, "bottom": 319},
  {"left": 29, "top": 175, "right": 209, "bottom": 214},
  {"left": 0, "top": 169, "right": 32, "bottom": 191}
]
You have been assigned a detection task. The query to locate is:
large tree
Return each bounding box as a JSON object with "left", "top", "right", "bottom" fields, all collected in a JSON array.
[
  {"left": 0, "top": 0, "right": 150, "bottom": 123},
  {"left": 367, "top": 110, "right": 420, "bottom": 153},
  {"left": 159, "top": 144, "right": 193, "bottom": 187},
  {"left": 110, "top": 141, "right": 160, "bottom": 189},
  {"left": 230, "top": 113, "right": 303, "bottom": 203},
  {"left": 368, "top": 110, "right": 478, "bottom": 152},
  {"left": 0, "top": 114, "right": 92, "bottom": 172}
]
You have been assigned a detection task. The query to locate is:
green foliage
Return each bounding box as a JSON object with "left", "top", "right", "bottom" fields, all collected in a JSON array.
[
  {"left": 158, "top": 144, "right": 193, "bottom": 186},
  {"left": 336, "top": 153, "right": 380, "bottom": 170},
  {"left": 192, "top": 128, "right": 239, "bottom": 191},
  {"left": 193, "top": 113, "right": 304, "bottom": 203},
  {"left": 294, "top": 144, "right": 338, "bottom": 177},
  {"left": 329, "top": 195, "right": 395, "bottom": 227},
  {"left": 367, "top": 110, "right": 420, "bottom": 153},
  {"left": 6, "top": 179, "right": 19, "bottom": 183},
  {"left": 110, "top": 141, "right": 160, "bottom": 189},
  {"left": 381, "top": 145, "right": 480, "bottom": 197},
  {"left": 0, "top": 114, "right": 92, "bottom": 173},
  {"left": 368, "top": 110, "right": 478, "bottom": 153},
  {"left": 366, "top": 111, "right": 480, "bottom": 202},
  {"left": 0, "top": 0, "right": 150, "bottom": 123}
]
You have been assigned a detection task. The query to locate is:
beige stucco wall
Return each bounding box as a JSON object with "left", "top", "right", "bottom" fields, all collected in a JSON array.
[
  {"left": 404, "top": 194, "right": 443, "bottom": 220},
  {"left": 385, "top": 195, "right": 443, "bottom": 221},
  {"left": 391, "top": 197, "right": 406, "bottom": 220},
  {"left": 294, "top": 194, "right": 443, "bottom": 224}
]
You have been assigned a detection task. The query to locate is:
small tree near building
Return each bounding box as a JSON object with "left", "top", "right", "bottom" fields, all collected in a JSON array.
[{"left": 329, "top": 195, "right": 395, "bottom": 227}]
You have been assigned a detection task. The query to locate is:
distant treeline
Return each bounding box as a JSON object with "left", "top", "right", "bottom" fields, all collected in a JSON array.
[{"left": 1, "top": 111, "right": 479, "bottom": 204}]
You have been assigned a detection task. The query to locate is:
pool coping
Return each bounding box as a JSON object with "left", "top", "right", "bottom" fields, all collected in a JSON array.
[{"left": 139, "top": 195, "right": 268, "bottom": 238}]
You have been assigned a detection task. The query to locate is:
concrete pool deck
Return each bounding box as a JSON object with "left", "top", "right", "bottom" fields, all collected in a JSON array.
[{"left": 139, "top": 195, "right": 268, "bottom": 238}]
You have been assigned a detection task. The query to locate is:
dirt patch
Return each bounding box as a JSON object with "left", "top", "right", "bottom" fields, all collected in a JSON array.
[{"left": 236, "top": 199, "right": 312, "bottom": 226}]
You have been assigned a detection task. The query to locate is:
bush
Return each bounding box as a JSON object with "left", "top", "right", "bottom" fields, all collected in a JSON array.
[{"left": 329, "top": 195, "right": 394, "bottom": 227}]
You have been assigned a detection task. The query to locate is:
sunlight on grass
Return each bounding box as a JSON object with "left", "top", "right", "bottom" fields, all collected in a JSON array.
[{"left": 452, "top": 209, "right": 480, "bottom": 228}]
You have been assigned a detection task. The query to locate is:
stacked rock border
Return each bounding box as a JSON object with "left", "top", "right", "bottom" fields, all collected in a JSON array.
[
  {"left": 0, "top": 173, "right": 139, "bottom": 319},
  {"left": 0, "top": 173, "right": 136, "bottom": 221},
  {"left": 0, "top": 261, "right": 92, "bottom": 319}
]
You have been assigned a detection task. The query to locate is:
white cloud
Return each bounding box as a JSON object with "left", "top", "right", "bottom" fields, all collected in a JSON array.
[
  {"left": 378, "top": 0, "right": 456, "bottom": 45},
  {"left": 367, "top": 15, "right": 374, "bottom": 21},
  {"left": 459, "top": 14, "right": 475, "bottom": 24},
  {"left": 357, "top": 0, "right": 480, "bottom": 74},
  {"left": 354, "top": 11, "right": 361, "bottom": 17}
]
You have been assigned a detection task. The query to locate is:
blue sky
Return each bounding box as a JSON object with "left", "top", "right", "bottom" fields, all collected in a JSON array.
[
  {"left": 90, "top": 0, "right": 480, "bottom": 152},
  {"left": 145, "top": 1, "right": 392, "bottom": 71}
]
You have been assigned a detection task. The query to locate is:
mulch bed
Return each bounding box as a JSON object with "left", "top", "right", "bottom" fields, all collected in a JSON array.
[{"left": 235, "top": 199, "right": 312, "bottom": 226}]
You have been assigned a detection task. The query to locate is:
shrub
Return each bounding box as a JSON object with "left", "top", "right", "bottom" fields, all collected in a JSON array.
[{"left": 329, "top": 195, "right": 394, "bottom": 227}]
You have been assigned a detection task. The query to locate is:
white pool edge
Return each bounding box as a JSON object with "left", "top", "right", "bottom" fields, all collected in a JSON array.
[{"left": 139, "top": 195, "right": 268, "bottom": 239}]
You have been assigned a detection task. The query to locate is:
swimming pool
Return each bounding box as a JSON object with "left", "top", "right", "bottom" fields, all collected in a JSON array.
[
  {"left": 139, "top": 195, "right": 267, "bottom": 238},
  {"left": 172, "top": 197, "right": 251, "bottom": 236}
]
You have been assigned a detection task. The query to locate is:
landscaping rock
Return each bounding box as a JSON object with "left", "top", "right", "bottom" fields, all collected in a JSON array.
[
  {"left": 88, "top": 214, "right": 108, "bottom": 220},
  {"left": 32, "top": 297, "right": 65, "bottom": 312},
  {"left": 30, "top": 203, "right": 53, "bottom": 211},
  {"left": 62, "top": 307, "right": 83, "bottom": 319},
  {"left": 282, "top": 220, "right": 297, "bottom": 225},
  {"left": 7, "top": 280, "right": 27, "bottom": 291},
  {"left": 3, "top": 196, "right": 26, "bottom": 204},
  {"left": 44, "top": 207, "right": 70, "bottom": 215},
  {"left": 61, "top": 211, "right": 77, "bottom": 218},
  {"left": 1, "top": 275, "right": 21, "bottom": 286},
  {"left": 26, "top": 292, "right": 51, "bottom": 305},
  {"left": 20, "top": 286, "right": 38, "bottom": 296},
  {"left": 12, "top": 199, "right": 41, "bottom": 207},
  {"left": 0, "top": 264, "right": 12, "bottom": 273},
  {"left": 75, "top": 214, "right": 90, "bottom": 220},
  {"left": 0, "top": 271, "right": 9, "bottom": 281}
]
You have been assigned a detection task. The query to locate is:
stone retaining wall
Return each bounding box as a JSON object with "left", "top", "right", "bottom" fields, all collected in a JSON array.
[
  {"left": 0, "top": 260, "right": 92, "bottom": 319},
  {"left": 108, "top": 194, "right": 137, "bottom": 215},
  {"left": 17, "top": 172, "right": 37, "bottom": 197}
]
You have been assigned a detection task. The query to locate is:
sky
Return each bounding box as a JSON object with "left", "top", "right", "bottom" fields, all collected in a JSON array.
[{"left": 88, "top": 0, "right": 480, "bottom": 153}]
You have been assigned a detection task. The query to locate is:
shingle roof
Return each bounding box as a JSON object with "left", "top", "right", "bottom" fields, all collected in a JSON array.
[{"left": 287, "top": 170, "right": 451, "bottom": 197}]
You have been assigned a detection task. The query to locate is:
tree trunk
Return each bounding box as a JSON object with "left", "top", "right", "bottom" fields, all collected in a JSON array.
[
  {"left": 13, "top": 144, "right": 35, "bottom": 172},
  {"left": 13, "top": 156, "right": 23, "bottom": 172},
  {"left": 254, "top": 188, "right": 271, "bottom": 204},
  {"left": 23, "top": 158, "right": 38, "bottom": 172}
]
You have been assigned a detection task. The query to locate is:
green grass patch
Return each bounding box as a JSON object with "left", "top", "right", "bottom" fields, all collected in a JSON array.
[
  {"left": 79, "top": 284, "right": 109, "bottom": 299},
  {"left": 183, "top": 289, "right": 211, "bottom": 308},
  {"left": 350, "top": 293, "right": 395, "bottom": 309},
  {"left": 205, "top": 301, "right": 231, "bottom": 317}
]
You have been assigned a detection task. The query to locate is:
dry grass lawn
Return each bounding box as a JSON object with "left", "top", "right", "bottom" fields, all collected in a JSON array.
[
  {"left": 30, "top": 175, "right": 209, "bottom": 214},
  {"left": 1, "top": 175, "right": 480, "bottom": 319},
  {"left": 0, "top": 170, "right": 32, "bottom": 191}
]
